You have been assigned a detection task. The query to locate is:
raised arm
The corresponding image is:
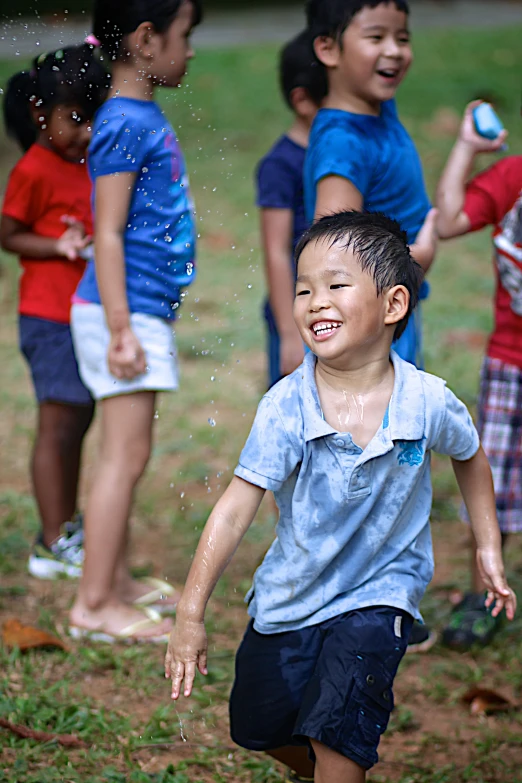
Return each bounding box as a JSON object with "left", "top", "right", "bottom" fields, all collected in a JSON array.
[
  {"left": 165, "top": 476, "right": 266, "bottom": 699},
  {"left": 436, "top": 101, "right": 508, "bottom": 239},
  {"left": 452, "top": 446, "right": 516, "bottom": 618},
  {"left": 95, "top": 172, "right": 146, "bottom": 380},
  {"left": 261, "top": 208, "right": 304, "bottom": 377}
]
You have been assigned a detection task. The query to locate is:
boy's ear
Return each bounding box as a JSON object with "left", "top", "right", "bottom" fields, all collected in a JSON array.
[
  {"left": 290, "top": 86, "right": 320, "bottom": 118},
  {"left": 313, "top": 35, "right": 341, "bottom": 69},
  {"left": 384, "top": 285, "right": 409, "bottom": 328}
]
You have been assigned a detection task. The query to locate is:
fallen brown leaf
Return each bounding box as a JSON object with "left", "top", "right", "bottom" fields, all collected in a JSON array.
[
  {"left": 2, "top": 619, "right": 69, "bottom": 652},
  {"left": 461, "top": 687, "right": 517, "bottom": 715},
  {"left": 0, "top": 718, "right": 88, "bottom": 748}
]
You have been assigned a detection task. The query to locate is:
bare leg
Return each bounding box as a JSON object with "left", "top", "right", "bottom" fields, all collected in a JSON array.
[
  {"left": 70, "top": 392, "right": 171, "bottom": 637},
  {"left": 311, "top": 740, "right": 365, "bottom": 783},
  {"left": 267, "top": 746, "right": 315, "bottom": 778},
  {"left": 32, "top": 402, "right": 94, "bottom": 546}
]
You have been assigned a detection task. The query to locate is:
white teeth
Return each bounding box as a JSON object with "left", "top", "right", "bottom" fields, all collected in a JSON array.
[{"left": 312, "top": 323, "right": 341, "bottom": 336}]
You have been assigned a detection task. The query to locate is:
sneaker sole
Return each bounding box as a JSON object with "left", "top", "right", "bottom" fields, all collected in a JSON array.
[
  {"left": 406, "top": 629, "right": 438, "bottom": 654},
  {"left": 28, "top": 555, "right": 82, "bottom": 580}
]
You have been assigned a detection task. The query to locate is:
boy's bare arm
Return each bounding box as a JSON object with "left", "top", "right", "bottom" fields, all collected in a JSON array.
[
  {"left": 165, "top": 477, "right": 266, "bottom": 699},
  {"left": 452, "top": 446, "right": 516, "bottom": 618},
  {"left": 316, "top": 176, "right": 437, "bottom": 273},
  {"left": 261, "top": 208, "right": 304, "bottom": 376},
  {"left": 436, "top": 101, "right": 508, "bottom": 239}
]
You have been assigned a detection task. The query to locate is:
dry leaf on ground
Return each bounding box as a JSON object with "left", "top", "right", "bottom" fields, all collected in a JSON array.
[
  {"left": 0, "top": 718, "right": 88, "bottom": 748},
  {"left": 2, "top": 618, "right": 69, "bottom": 651},
  {"left": 461, "top": 687, "right": 517, "bottom": 715}
]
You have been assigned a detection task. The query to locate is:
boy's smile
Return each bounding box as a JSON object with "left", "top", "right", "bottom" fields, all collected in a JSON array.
[
  {"left": 320, "top": 3, "right": 412, "bottom": 114},
  {"left": 294, "top": 239, "right": 396, "bottom": 366}
]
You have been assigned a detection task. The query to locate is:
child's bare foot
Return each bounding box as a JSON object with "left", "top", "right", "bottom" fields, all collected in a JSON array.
[
  {"left": 118, "top": 575, "right": 182, "bottom": 612},
  {"left": 70, "top": 598, "right": 173, "bottom": 642}
]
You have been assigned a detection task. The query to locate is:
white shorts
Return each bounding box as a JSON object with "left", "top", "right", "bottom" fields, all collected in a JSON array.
[{"left": 71, "top": 303, "right": 178, "bottom": 401}]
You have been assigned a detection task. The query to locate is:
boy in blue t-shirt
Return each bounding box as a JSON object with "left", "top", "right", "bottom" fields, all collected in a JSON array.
[
  {"left": 257, "top": 30, "right": 327, "bottom": 388},
  {"left": 166, "top": 212, "right": 515, "bottom": 783},
  {"left": 304, "top": 0, "right": 437, "bottom": 372}
]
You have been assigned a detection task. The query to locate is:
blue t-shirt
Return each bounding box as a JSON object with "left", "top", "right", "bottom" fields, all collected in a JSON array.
[
  {"left": 257, "top": 135, "right": 308, "bottom": 331},
  {"left": 76, "top": 98, "right": 196, "bottom": 320},
  {"left": 235, "top": 351, "right": 480, "bottom": 634},
  {"left": 304, "top": 101, "right": 431, "bottom": 366}
]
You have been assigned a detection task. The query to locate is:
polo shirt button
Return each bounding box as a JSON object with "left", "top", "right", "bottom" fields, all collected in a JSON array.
[{"left": 335, "top": 437, "right": 345, "bottom": 447}]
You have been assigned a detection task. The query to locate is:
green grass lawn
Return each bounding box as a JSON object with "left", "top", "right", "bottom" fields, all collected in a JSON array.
[{"left": 1, "top": 24, "right": 522, "bottom": 783}]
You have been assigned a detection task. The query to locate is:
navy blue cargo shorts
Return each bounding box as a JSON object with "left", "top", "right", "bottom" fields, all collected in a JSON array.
[{"left": 229, "top": 606, "right": 413, "bottom": 770}]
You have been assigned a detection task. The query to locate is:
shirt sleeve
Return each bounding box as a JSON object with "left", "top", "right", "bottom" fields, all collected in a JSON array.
[
  {"left": 234, "top": 396, "right": 302, "bottom": 491},
  {"left": 256, "top": 156, "right": 298, "bottom": 210},
  {"left": 431, "top": 386, "right": 480, "bottom": 461},
  {"left": 463, "top": 158, "right": 520, "bottom": 231},
  {"left": 311, "top": 123, "right": 372, "bottom": 196},
  {"left": 2, "top": 160, "right": 46, "bottom": 226},
  {"left": 89, "top": 115, "right": 149, "bottom": 177}
]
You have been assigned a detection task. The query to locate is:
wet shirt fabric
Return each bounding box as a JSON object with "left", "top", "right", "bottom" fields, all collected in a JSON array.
[
  {"left": 303, "top": 101, "right": 431, "bottom": 366},
  {"left": 463, "top": 156, "right": 522, "bottom": 369},
  {"left": 2, "top": 144, "right": 91, "bottom": 324},
  {"left": 234, "top": 351, "right": 479, "bottom": 634},
  {"left": 77, "top": 97, "right": 196, "bottom": 320}
]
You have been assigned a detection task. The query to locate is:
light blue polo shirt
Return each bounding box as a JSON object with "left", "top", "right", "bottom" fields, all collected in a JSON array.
[{"left": 235, "top": 351, "right": 479, "bottom": 634}]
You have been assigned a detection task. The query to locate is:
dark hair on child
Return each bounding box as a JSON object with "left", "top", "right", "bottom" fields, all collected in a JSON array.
[
  {"left": 295, "top": 211, "right": 423, "bottom": 339},
  {"left": 94, "top": 0, "right": 203, "bottom": 62},
  {"left": 280, "top": 30, "right": 328, "bottom": 110},
  {"left": 3, "top": 44, "right": 110, "bottom": 152},
  {"left": 306, "top": 0, "right": 409, "bottom": 41}
]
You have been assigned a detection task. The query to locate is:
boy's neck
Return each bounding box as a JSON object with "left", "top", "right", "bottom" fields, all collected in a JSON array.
[
  {"left": 316, "top": 349, "right": 393, "bottom": 395},
  {"left": 109, "top": 64, "right": 155, "bottom": 101},
  {"left": 286, "top": 116, "right": 313, "bottom": 148},
  {"left": 323, "top": 81, "right": 382, "bottom": 117}
]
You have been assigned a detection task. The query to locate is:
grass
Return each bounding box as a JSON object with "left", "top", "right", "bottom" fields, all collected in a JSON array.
[{"left": 1, "top": 22, "right": 522, "bottom": 783}]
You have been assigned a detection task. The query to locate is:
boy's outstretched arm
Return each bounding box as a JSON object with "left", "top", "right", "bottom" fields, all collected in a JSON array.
[
  {"left": 165, "top": 477, "right": 265, "bottom": 699},
  {"left": 436, "top": 101, "right": 508, "bottom": 239},
  {"left": 452, "top": 446, "right": 516, "bottom": 619}
]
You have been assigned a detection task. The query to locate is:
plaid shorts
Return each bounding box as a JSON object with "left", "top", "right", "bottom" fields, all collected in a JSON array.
[{"left": 468, "top": 356, "right": 522, "bottom": 534}]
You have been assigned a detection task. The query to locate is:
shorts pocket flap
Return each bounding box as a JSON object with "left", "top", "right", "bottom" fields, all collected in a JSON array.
[{"left": 354, "top": 663, "right": 394, "bottom": 711}]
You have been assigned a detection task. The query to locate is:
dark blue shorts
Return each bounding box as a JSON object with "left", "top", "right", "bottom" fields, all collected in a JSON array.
[
  {"left": 19, "top": 316, "right": 93, "bottom": 406},
  {"left": 229, "top": 606, "right": 413, "bottom": 771}
]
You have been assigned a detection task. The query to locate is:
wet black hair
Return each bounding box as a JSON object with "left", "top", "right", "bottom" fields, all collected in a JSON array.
[
  {"left": 295, "top": 211, "right": 423, "bottom": 339},
  {"left": 93, "top": 0, "right": 203, "bottom": 62},
  {"left": 280, "top": 29, "right": 328, "bottom": 110},
  {"left": 306, "top": 0, "right": 410, "bottom": 42},
  {"left": 3, "top": 44, "right": 110, "bottom": 152}
]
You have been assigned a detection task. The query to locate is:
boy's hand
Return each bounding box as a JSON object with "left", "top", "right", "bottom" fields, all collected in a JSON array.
[
  {"left": 458, "top": 100, "right": 508, "bottom": 153},
  {"left": 410, "top": 208, "right": 439, "bottom": 272},
  {"left": 280, "top": 334, "right": 305, "bottom": 378},
  {"left": 476, "top": 546, "right": 517, "bottom": 620},
  {"left": 56, "top": 217, "right": 90, "bottom": 261},
  {"left": 108, "top": 327, "right": 146, "bottom": 380},
  {"left": 165, "top": 618, "right": 208, "bottom": 700}
]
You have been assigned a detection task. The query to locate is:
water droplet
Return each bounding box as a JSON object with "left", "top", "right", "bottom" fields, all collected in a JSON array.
[{"left": 208, "top": 418, "right": 216, "bottom": 427}]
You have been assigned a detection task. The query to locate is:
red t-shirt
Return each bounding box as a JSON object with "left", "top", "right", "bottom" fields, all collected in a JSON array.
[
  {"left": 2, "top": 144, "right": 93, "bottom": 324},
  {"left": 464, "top": 156, "right": 522, "bottom": 369}
]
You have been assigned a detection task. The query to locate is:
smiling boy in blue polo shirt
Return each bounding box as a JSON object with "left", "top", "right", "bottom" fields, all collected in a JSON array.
[{"left": 166, "top": 212, "right": 516, "bottom": 783}]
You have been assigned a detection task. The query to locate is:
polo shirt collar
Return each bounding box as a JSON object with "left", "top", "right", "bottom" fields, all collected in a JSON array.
[{"left": 300, "top": 350, "right": 426, "bottom": 444}]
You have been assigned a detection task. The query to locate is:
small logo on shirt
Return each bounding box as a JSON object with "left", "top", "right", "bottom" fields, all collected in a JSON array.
[{"left": 397, "top": 439, "right": 424, "bottom": 466}]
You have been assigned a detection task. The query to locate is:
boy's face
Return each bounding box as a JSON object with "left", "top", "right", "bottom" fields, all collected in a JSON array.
[
  {"left": 294, "top": 238, "right": 401, "bottom": 365},
  {"left": 323, "top": 3, "right": 412, "bottom": 109}
]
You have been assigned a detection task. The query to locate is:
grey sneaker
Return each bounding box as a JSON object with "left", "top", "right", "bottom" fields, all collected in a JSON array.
[{"left": 28, "top": 514, "right": 84, "bottom": 579}]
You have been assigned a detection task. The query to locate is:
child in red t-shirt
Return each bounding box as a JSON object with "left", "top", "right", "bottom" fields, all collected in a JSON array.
[
  {"left": 437, "top": 100, "right": 521, "bottom": 650},
  {"left": 1, "top": 44, "right": 109, "bottom": 579}
]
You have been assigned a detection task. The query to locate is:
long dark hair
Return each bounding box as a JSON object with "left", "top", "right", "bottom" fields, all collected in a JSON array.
[
  {"left": 93, "top": 0, "right": 203, "bottom": 62},
  {"left": 3, "top": 43, "right": 110, "bottom": 151}
]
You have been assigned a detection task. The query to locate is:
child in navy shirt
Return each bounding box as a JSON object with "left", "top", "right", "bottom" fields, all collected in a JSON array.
[
  {"left": 257, "top": 31, "right": 327, "bottom": 387},
  {"left": 166, "top": 212, "right": 515, "bottom": 783}
]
